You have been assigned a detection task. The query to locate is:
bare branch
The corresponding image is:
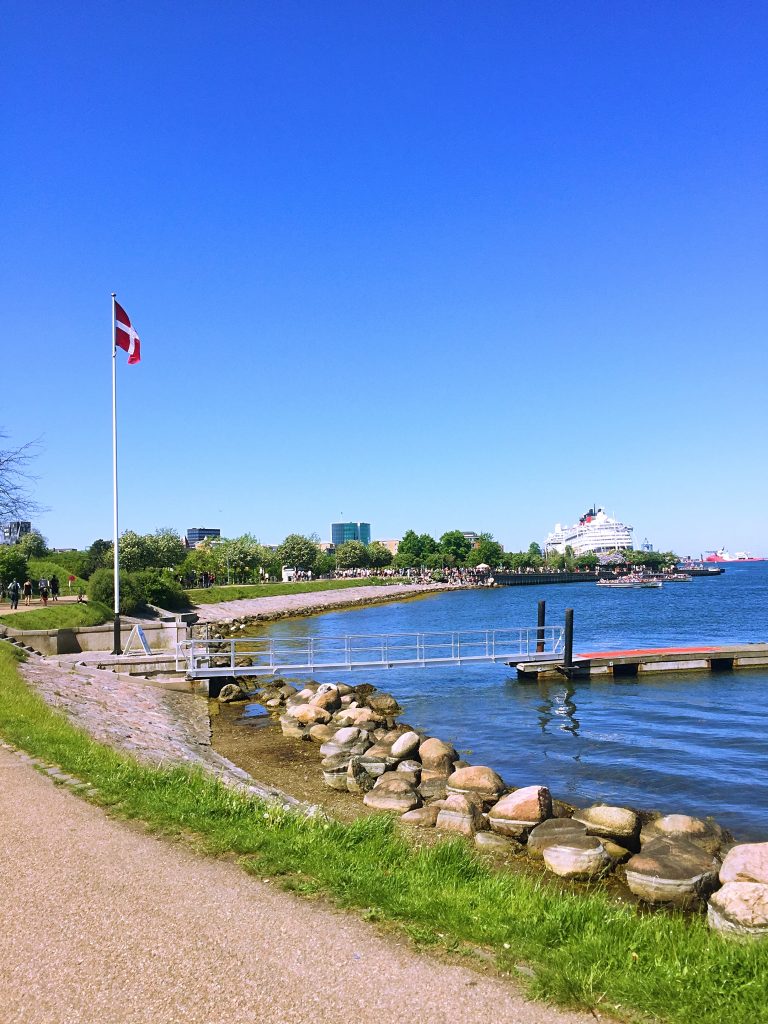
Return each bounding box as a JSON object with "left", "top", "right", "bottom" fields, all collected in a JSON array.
[{"left": 0, "top": 431, "right": 44, "bottom": 522}]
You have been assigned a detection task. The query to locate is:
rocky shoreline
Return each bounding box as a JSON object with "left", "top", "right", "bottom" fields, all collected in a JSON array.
[{"left": 217, "top": 675, "right": 768, "bottom": 940}]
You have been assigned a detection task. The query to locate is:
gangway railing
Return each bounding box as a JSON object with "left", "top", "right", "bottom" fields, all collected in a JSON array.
[{"left": 176, "top": 626, "right": 565, "bottom": 679}]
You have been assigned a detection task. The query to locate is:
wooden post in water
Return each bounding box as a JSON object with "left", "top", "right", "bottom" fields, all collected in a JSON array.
[
  {"left": 536, "top": 600, "right": 546, "bottom": 653},
  {"left": 563, "top": 608, "right": 574, "bottom": 668}
]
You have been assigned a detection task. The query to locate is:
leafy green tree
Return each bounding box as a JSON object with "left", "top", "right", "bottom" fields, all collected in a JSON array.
[
  {"left": 467, "top": 534, "right": 504, "bottom": 567},
  {"left": 440, "top": 530, "right": 472, "bottom": 565},
  {"left": 118, "top": 531, "right": 153, "bottom": 571},
  {"left": 84, "top": 539, "right": 113, "bottom": 578},
  {"left": 87, "top": 567, "right": 145, "bottom": 614},
  {"left": 17, "top": 530, "right": 48, "bottom": 559},
  {"left": 313, "top": 552, "right": 336, "bottom": 577},
  {"left": 276, "top": 533, "right": 320, "bottom": 572},
  {"left": 335, "top": 540, "right": 369, "bottom": 569},
  {"left": 366, "top": 541, "right": 393, "bottom": 568},
  {"left": 397, "top": 530, "right": 422, "bottom": 560},
  {"left": 393, "top": 549, "right": 417, "bottom": 569},
  {"left": 575, "top": 553, "right": 599, "bottom": 569},
  {"left": 0, "top": 547, "right": 28, "bottom": 588},
  {"left": 528, "top": 541, "right": 543, "bottom": 559},
  {"left": 149, "top": 528, "right": 186, "bottom": 569}
]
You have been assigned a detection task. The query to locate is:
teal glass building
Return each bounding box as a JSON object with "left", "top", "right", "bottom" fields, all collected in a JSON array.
[{"left": 331, "top": 522, "right": 371, "bottom": 546}]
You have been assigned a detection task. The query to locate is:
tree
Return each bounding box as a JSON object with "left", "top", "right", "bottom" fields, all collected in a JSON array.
[
  {"left": 276, "top": 534, "right": 319, "bottom": 572},
  {"left": 118, "top": 530, "right": 153, "bottom": 572},
  {"left": 0, "top": 431, "right": 42, "bottom": 522},
  {"left": 366, "top": 541, "right": 393, "bottom": 568},
  {"left": 439, "top": 530, "right": 472, "bottom": 565},
  {"left": 149, "top": 528, "right": 186, "bottom": 569},
  {"left": 528, "top": 541, "right": 543, "bottom": 559},
  {"left": 467, "top": 536, "right": 504, "bottom": 567},
  {"left": 17, "top": 529, "right": 48, "bottom": 559},
  {"left": 84, "top": 539, "right": 113, "bottom": 578},
  {"left": 0, "top": 547, "right": 28, "bottom": 588},
  {"left": 335, "top": 540, "right": 369, "bottom": 569}
]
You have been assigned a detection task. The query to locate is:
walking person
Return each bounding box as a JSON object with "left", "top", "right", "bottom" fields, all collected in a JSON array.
[
  {"left": 40, "top": 583, "right": 50, "bottom": 606},
  {"left": 22, "top": 578, "right": 32, "bottom": 606},
  {"left": 8, "top": 579, "right": 21, "bottom": 610},
  {"left": 50, "top": 574, "right": 60, "bottom": 602}
]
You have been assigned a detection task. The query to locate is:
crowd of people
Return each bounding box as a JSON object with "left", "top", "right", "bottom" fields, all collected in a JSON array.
[{"left": 1, "top": 574, "right": 64, "bottom": 608}]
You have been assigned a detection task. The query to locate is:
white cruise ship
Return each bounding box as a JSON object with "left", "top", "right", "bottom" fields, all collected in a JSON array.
[{"left": 545, "top": 507, "right": 633, "bottom": 556}]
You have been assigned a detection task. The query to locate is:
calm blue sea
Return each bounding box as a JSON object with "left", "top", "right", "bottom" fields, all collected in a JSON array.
[{"left": 258, "top": 563, "right": 768, "bottom": 840}]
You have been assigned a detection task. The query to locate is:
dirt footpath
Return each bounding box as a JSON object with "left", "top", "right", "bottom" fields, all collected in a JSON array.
[{"left": 0, "top": 745, "right": 596, "bottom": 1024}]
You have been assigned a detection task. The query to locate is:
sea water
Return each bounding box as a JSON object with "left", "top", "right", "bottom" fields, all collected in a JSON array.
[{"left": 259, "top": 563, "right": 768, "bottom": 840}]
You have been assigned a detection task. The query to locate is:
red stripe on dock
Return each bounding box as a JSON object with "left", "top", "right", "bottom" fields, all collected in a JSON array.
[{"left": 576, "top": 646, "right": 719, "bottom": 660}]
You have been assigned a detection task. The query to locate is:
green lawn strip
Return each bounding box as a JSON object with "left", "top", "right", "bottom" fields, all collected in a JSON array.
[
  {"left": 0, "top": 601, "right": 112, "bottom": 629},
  {"left": 187, "top": 577, "right": 410, "bottom": 605},
  {"left": 28, "top": 558, "right": 89, "bottom": 593},
  {"left": 0, "top": 644, "right": 764, "bottom": 1023}
]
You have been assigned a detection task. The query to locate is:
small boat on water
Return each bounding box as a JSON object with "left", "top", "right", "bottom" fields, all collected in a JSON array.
[{"left": 597, "top": 575, "right": 663, "bottom": 589}]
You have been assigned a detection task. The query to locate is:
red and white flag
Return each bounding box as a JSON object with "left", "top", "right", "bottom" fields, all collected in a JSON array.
[{"left": 114, "top": 302, "right": 141, "bottom": 364}]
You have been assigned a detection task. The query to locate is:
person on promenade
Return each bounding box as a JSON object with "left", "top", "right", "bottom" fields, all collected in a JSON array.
[
  {"left": 40, "top": 582, "right": 50, "bottom": 606},
  {"left": 50, "top": 574, "right": 60, "bottom": 602},
  {"left": 8, "top": 579, "right": 21, "bottom": 610},
  {"left": 22, "top": 578, "right": 32, "bottom": 606}
]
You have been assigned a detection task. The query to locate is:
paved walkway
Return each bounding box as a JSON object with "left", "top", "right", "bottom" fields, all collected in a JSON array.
[{"left": 0, "top": 746, "right": 596, "bottom": 1024}]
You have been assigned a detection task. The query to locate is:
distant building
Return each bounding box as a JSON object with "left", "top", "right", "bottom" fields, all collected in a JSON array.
[
  {"left": 462, "top": 531, "right": 481, "bottom": 549},
  {"left": 640, "top": 538, "right": 654, "bottom": 552},
  {"left": 376, "top": 539, "right": 399, "bottom": 555},
  {"left": 331, "top": 522, "right": 371, "bottom": 547},
  {"left": 0, "top": 521, "right": 31, "bottom": 545},
  {"left": 186, "top": 527, "right": 221, "bottom": 548}
]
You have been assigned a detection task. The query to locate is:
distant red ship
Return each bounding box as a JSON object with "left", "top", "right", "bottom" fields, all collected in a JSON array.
[{"left": 703, "top": 548, "right": 767, "bottom": 563}]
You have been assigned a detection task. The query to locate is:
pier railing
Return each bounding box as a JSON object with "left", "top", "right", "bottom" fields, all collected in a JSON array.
[{"left": 177, "top": 626, "right": 565, "bottom": 678}]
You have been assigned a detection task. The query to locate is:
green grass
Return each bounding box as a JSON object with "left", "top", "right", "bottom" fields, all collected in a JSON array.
[
  {"left": 0, "top": 601, "right": 112, "bottom": 629},
  {"left": 187, "top": 577, "right": 410, "bottom": 605},
  {"left": 0, "top": 641, "right": 765, "bottom": 1023},
  {"left": 28, "top": 557, "right": 89, "bottom": 593}
]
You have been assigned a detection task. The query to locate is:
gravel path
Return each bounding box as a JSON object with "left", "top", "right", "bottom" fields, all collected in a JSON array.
[
  {"left": 193, "top": 582, "right": 456, "bottom": 623},
  {"left": 0, "top": 745, "right": 596, "bottom": 1024}
]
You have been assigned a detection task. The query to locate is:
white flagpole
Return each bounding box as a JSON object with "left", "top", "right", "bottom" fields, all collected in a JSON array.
[{"left": 111, "top": 292, "right": 122, "bottom": 655}]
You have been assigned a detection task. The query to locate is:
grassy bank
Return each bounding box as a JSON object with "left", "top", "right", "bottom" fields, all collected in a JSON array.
[
  {"left": 0, "top": 601, "right": 112, "bottom": 629},
  {"left": 0, "top": 643, "right": 764, "bottom": 1023},
  {"left": 187, "top": 577, "right": 411, "bottom": 605}
]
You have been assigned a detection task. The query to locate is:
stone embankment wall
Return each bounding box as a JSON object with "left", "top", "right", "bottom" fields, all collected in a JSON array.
[
  {"left": 0, "top": 619, "right": 189, "bottom": 656},
  {"left": 227, "top": 677, "right": 768, "bottom": 940}
]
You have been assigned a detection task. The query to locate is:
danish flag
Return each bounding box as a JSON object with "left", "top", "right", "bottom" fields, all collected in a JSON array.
[{"left": 114, "top": 302, "right": 141, "bottom": 364}]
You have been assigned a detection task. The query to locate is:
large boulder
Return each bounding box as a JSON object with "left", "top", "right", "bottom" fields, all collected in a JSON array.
[
  {"left": 364, "top": 692, "right": 402, "bottom": 716},
  {"left": 488, "top": 786, "right": 552, "bottom": 838},
  {"left": 278, "top": 714, "right": 308, "bottom": 739},
  {"left": 401, "top": 804, "right": 440, "bottom": 828},
  {"left": 217, "top": 683, "right": 247, "bottom": 703},
  {"left": 475, "top": 832, "right": 519, "bottom": 854},
  {"left": 321, "top": 753, "right": 353, "bottom": 791},
  {"left": 319, "top": 727, "right": 363, "bottom": 757},
  {"left": 308, "top": 724, "right": 336, "bottom": 744},
  {"left": 436, "top": 793, "right": 486, "bottom": 837},
  {"left": 309, "top": 683, "right": 342, "bottom": 713},
  {"left": 572, "top": 804, "right": 640, "bottom": 847},
  {"left": 285, "top": 704, "right": 331, "bottom": 726},
  {"left": 719, "top": 843, "right": 768, "bottom": 885},
  {"left": 707, "top": 882, "right": 768, "bottom": 939},
  {"left": 446, "top": 766, "right": 504, "bottom": 805},
  {"left": 624, "top": 837, "right": 720, "bottom": 906},
  {"left": 527, "top": 817, "right": 588, "bottom": 858},
  {"left": 390, "top": 731, "right": 421, "bottom": 759},
  {"left": 418, "top": 738, "right": 457, "bottom": 779},
  {"left": 640, "top": 814, "right": 723, "bottom": 856},
  {"left": 542, "top": 835, "right": 612, "bottom": 880},
  {"left": 333, "top": 706, "right": 384, "bottom": 730},
  {"left": 395, "top": 759, "right": 421, "bottom": 786},
  {"left": 418, "top": 777, "right": 448, "bottom": 803},
  {"left": 363, "top": 775, "right": 420, "bottom": 813},
  {"left": 346, "top": 756, "right": 375, "bottom": 794}
]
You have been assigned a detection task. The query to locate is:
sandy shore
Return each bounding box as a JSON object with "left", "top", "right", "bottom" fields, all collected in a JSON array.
[{"left": 192, "top": 582, "right": 459, "bottom": 624}]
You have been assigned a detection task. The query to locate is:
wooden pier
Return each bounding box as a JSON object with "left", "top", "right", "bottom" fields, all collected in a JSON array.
[
  {"left": 493, "top": 571, "right": 597, "bottom": 587},
  {"left": 514, "top": 643, "right": 768, "bottom": 680}
]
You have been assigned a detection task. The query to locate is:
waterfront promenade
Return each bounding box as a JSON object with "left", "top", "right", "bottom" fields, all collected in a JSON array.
[{"left": 0, "top": 744, "right": 593, "bottom": 1024}]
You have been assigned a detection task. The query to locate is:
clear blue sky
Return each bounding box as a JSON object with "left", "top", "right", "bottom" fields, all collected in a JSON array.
[{"left": 2, "top": 1, "right": 766, "bottom": 556}]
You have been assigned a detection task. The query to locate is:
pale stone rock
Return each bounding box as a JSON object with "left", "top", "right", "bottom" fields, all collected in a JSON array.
[
  {"left": 446, "top": 765, "right": 504, "bottom": 804},
  {"left": 542, "top": 835, "right": 612, "bottom": 880},
  {"left": 278, "top": 715, "right": 307, "bottom": 739},
  {"left": 640, "top": 814, "right": 723, "bottom": 856},
  {"left": 602, "top": 840, "right": 632, "bottom": 864},
  {"left": 309, "top": 684, "right": 341, "bottom": 713},
  {"left": 625, "top": 837, "right": 720, "bottom": 906},
  {"left": 363, "top": 775, "right": 420, "bottom": 812},
  {"left": 418, "top": 738, "right": 457, "bottom": 776},
  {"left": 390, "top": 731, "right": 421, "bottom": 759},
  {"left": 365, "top": 693, "right": 402, "bottom": 716},
  {"left": 321, "top": 753, "right": 353, "bottom": 791},
  {"left": 720, "top": 843, "right": 768, "bottom": 885},
  {"left": 217, "top": 683, "right": 246, "bottom": 703},
  {"left": 475, "top": 832, "right": 518, "bottom": 854},
  {"left": 401, "top": 805, "right": 440, "bottom": 828},
  {"left": 707, "top": 882, "right": 768, "bottom": 939},
  {"left": 573, "top": 804, "right": 639, "bottom": 845},
  {"left": 333, "top": 707, "right": 383, "bottom": 729},
  {"left": 436, "top": 793, "right": 486, "bottom": 837},
  {"left": 319, "top": 727, "right": 361, "bottom": 756},
  {"left": 527, "top": 818, "right": 588, "bottom": 857},
  {"left": 308, "top": 724, "right": 336, "bottom": 744},
  {"left": 488, "top": 786, "right": 552, "bottom": 837},
  {"left": 286, "top": 704, "right": 331, "bottom": 726}
]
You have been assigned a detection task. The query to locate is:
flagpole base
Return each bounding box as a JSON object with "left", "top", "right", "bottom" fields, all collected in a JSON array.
[{"left": 112, "top": 614, "right": 122, "bottom": 656}]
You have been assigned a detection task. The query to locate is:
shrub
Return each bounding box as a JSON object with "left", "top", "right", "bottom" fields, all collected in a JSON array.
[
  {"left": 132, "top": 570, "right": 190, "bottom": 611},
  {"left": 87, "top": 568, "right": 146, "bottom": 615}
]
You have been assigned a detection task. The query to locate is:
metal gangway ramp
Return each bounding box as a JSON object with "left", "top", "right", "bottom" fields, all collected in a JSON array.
[{"left": 177, "top": 626, "right": 565, "bottom": 679}]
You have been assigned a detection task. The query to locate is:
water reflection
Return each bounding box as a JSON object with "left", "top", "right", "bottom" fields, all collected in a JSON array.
[{"left": 537, "top": 683, "right": 580, "bottom": 737}]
